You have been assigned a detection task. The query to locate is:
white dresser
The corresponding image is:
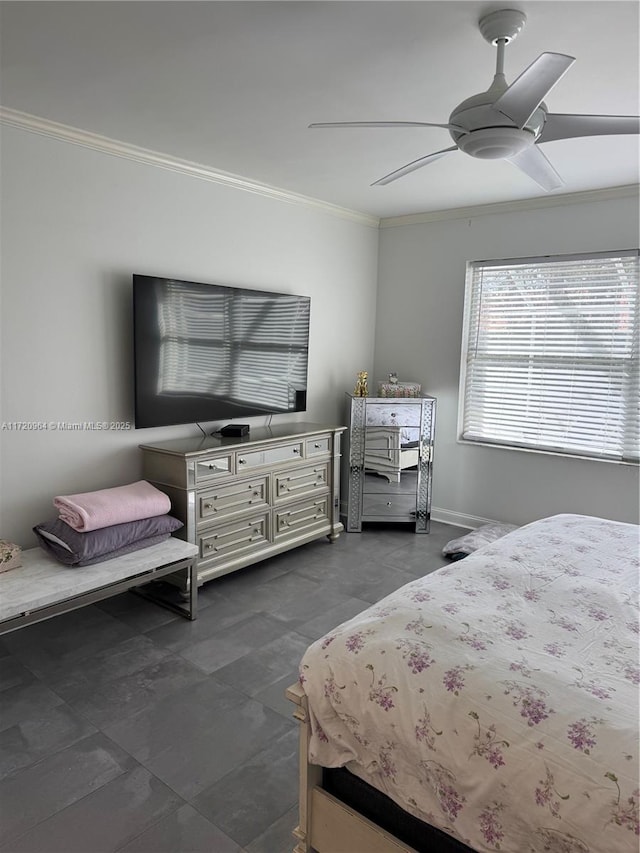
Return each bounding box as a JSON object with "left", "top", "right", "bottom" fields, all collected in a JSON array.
[{"left": 140, "top": 422, "right": 345, "bottom": 584}]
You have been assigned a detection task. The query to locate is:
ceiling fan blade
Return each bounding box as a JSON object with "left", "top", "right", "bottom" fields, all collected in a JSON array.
[
  {"left": 372, "top": 146, "right": 458, "bottom": 186},
  {"left": 309, "top": 121, "right": 462, "bottom": 131},
  {"left": 538, "top": 113, "right": 640, "bottom": 143},
  {"left": 507, "top": 145, "right": 564, "bottom": 191},
  {"left": 493, "top": 52, "right": 576, "bottom": 128}
]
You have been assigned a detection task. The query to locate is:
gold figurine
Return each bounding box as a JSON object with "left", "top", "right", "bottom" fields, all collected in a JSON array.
[{"left": 354, "top": 371, "right": 369, "bottom": 397}]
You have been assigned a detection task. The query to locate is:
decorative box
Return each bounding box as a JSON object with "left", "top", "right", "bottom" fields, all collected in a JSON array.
[
  {"left": 0, "top": 540, "right": 22, "bottom": 573},
  {"left": 377, "top": 381, "right": 422, "bottom": 398}
]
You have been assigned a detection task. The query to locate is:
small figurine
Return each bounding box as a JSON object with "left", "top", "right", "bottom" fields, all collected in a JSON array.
[
  {"left": 354, "top": 371, "right": 369, "bottom": 397},
  {"left": 388, "top": 372, "right": 398, "bottom": 384}
]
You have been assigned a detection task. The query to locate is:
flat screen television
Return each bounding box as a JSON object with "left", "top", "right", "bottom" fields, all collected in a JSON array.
[{"left": 133, "top": 275, "right": 311, "bottom": 429}]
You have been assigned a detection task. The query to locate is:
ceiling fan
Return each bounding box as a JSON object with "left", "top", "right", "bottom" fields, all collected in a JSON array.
[{"left": 309, "top": 8, "right": 640, "bottom": 191}]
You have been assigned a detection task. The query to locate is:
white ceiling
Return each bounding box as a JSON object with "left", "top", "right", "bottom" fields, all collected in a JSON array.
[{"left": 1, "top": 0, "right": 638, "bottom": 219}]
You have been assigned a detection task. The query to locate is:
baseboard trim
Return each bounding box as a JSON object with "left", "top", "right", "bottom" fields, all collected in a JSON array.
[
  {"left": 430, "top": 507, "right": 499, "bottom": 530},
  {"left": 338, "top": 504, "right": 498, "bottom": 531}
]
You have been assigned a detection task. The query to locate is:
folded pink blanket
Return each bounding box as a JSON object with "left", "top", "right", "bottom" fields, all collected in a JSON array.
[{"left": 54, "top": 480, "right": 171, "bottom": 532}]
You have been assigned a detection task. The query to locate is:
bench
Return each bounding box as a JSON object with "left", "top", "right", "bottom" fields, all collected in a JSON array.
[{"left": 0, "top": 538, "right": 199, "bottom": 635}]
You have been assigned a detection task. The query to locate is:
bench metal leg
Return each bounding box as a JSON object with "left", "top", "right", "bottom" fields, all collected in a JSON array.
[{"left": 131, "top": 558, "right": 198, "bottom": 621}]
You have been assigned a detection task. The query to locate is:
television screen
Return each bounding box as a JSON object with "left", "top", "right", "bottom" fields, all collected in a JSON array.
[{"left": 133, "top": 275, "right": 311, "bottom": 429}]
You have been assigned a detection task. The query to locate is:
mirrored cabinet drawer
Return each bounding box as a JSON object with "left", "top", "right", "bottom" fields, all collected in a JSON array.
[
  {"left": 237, "top": 441, "right": 304, "bottom": 470},
  {"left": 305, "top": 436, "right": 330, "bottom": 456},
  {"left": 365, "top": 404, "right": 423, "bottom": 427},
  {"left": 362, "top": 493, "right": 417, "bottom": 519},
  {"left": 195, "top": 455, "right": 233, "bottom": 483}
]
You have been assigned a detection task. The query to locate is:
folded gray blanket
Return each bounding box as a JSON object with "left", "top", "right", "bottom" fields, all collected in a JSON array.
[{"left": 33, "top": 515, "right": 183, "bottom": 566}]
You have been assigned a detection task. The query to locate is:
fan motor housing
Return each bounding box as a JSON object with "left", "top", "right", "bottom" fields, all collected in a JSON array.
[
  {"left": 449, "top": 97, "right": 546, "bottom": 159},
  {"left": 455, "top": 126, "right": 536, "bottom": 159}
]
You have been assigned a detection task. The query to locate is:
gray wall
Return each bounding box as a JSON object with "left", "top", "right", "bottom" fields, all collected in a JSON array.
[
  {"left": 0, "top": 127, "right": 379, "bottom": 545},
  {"left": 2, "top": 124, "right": 637, "bottom": 544},
  {"left": 374, "top": 192, "right": 640, "bottom": 527}
]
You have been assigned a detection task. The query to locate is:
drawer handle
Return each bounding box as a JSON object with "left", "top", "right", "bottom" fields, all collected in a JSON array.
[
  {"left": 238, "top": 458, "right": 246, "bottom": 465},
  {"left": 314, "top": 443, "right": 321, "bottom": 448},
  {"left": 390, "top": 412, "right": 397, "bottom": 418},
  {"left": 387, "top": 501, "right": 392, "bottom": 506},
  {"left": 292, "top": 448, "right": 300, "bottom": 454},
  {"left": 204, "top": 503, "right": 213, "bottom": 510},
  {"left": 253, "top": 491, "right": 259, "bottom": 497}
]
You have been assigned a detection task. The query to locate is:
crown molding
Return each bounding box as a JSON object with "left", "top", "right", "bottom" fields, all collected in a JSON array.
[
  {"left": 379, "top": 184, "right": 640, "bottom": 228},
  {"left": 0, "top": 106, "right": 380, "bottom": 228},
  {"left": 3, "top": 106, "right": 637, "bottom": 231}
]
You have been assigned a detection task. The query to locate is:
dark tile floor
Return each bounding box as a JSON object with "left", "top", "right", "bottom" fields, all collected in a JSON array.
[{"left": 0, "top": 521, "right": 461, "bottom": 853}]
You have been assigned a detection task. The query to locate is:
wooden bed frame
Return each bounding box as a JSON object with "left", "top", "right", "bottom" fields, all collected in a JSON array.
[{"left": 286, "top": 682, "right": 419, "bottom": 853}]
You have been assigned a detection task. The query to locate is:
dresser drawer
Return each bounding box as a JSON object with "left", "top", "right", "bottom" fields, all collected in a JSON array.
[
  {"left": 274, "top": 496, "right": 330, "bottom": 541},
  {"left": 236, "top": 442, "right": 303, "bottom": 470},
  {"left": 198, "top": 477, "right": 269, "bottom": 524},
  {"left": 273, "top": 463, "right": 328, "bottom": 504},
  {"left": 305, "top": 435, "right": 330, "bottom": 457},
  {"left": 195, "top": 454, "right": 233, "bottom": 483},
  {"left": 365, "top": 404, "right": 423, "bottom": 427},
  {"left": 199, "top": 512, "right": 270, "bottom": 565},
  {"left": 362, "top": 493, "right": 417, "bottom": 519}
]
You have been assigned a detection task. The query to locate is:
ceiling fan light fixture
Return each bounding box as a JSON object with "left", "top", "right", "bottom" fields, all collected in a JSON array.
[{"left": 457, "top": 126, "right": 535, "bottom": 159}]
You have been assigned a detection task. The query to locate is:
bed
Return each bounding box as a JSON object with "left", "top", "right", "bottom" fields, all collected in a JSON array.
[{"left": 287, "top": 514, "right": 639, "bottom": 853}]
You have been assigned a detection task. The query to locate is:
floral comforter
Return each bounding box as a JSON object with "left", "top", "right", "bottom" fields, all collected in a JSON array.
[{"left": 299, "top": 514, "right": 639, "bottom": 852}]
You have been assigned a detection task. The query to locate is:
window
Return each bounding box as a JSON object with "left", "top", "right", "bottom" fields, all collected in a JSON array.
[{"left": 458, "top": 249, "right": 639, "bottom": 463}]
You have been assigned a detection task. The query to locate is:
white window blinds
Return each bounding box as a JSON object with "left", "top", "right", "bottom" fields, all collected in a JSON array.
[{"left": 459, "top": 250, "right": 639, "bottom": 463}]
